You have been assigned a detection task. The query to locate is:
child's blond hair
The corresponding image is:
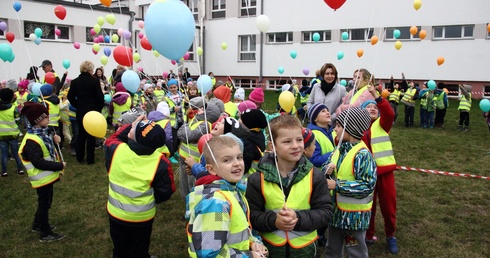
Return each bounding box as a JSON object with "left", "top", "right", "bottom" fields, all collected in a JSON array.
[
  {"left": 203, "top": 136, "right": 239, "bottom": 165},
  {"left": 269, "top": 115, "right": 302, "bottom": 141}
]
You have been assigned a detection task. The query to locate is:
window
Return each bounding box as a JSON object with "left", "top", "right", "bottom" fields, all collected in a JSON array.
[
  {"left": 235, "top": 79, "right": 256, "bottom": 89},
  {"left": 212, "top": 0, "right": 226, "bottom": 19},
  {"left": 341, "top": 28, "right": 373, "bottom": 41},
  {"left": 85, "top": 27, "right": 118, "bottom": 44},
  {"left": 239, "top": 35, "right": 256, "bottom": 61},
  {"left": 267, "top": 32, "right": 293, "bottom": 43},
  {"left": 385, "top": 26, "right": 420, "bottom": 40},
  {"left": 185, "top": 0, "right": 199, "bottom": 21},
  {"left": 267, "top": 79, "right": 287, "bottom": 89},
  {"left": 484, "top": 86, "right": 490, "bottom": 98},
  {"left": 139, "top": 4, "right": 150, "bottom": 20},
  {"left": 0, "top": 18, "right": 6, "bottom": 37},
  {"left": 433, "top": 25, "right": 474, "bottom": 39},
  {"left": 187, "top": 43, "right": 195, "bottom": 61},
  {"left": 302, "top": 30, "right": 331, "bottom": 42},
  {"left": 240, "top": 0, "right": 256, "bottom": 16},
  {"left": 24, "top": 21, "right": 71, "bottom": 41},
  {"left": 444, "top": 84, "right": 459, "bottom": 97}
]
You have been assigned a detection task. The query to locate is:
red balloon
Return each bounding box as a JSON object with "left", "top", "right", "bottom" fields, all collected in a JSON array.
[
  {"left": 140, "top": 37, "right": 152, "bottom": 51},
  {"left": 113, "top": 46, "right": 133, "bottom": 66},
  {"left": 324, "top": 0, "right": 347, "bottom": 11},
  {"left": 198, "top": 134, "right": 213, "bottom": 154},
  {"left": 6, "top": 32, "right": 15, "bottom": 43},
  {"left": 54, "top": 5, "right": 67, "bottom": 20},
  {"left": 44, "top": 72, "right": 56, "bottom": 84}
]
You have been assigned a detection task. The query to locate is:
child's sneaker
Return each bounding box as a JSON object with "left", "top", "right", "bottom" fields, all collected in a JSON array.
[
  {"left": 39, "top": 232, "right": 65, "bottom": 243},
  {"left": 386, "top": 236, "right": 399, "bottom": 254},
  {"left": 1, "top": 171, "right": 7, "bottom": 177},
  {"left": 169, "top": 156, "right": 178, "bottom": 164},
  {"left": 17, "top": 170, "right": 25, "bottom": 175}
]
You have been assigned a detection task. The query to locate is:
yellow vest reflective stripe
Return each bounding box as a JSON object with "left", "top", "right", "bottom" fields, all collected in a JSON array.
[
  {"left": 311, "top": 130, "right": 334, "bottom": 155},
  {"left": 154, "top": 119, "right": 170, "bottom": 157},
  {"left": 15, "top": 92, "right": 28, "bottom": 106},
  {"left": 351, "top": 86, "right": 368, "bottom": 104},
  {"left": 179, "top": 120, "right": 210, "bottom": 162},
  {"left": 370, "top": 119, "right": 396, "bottom": 167},
  {"left": 458, "top": 93, "right": 472, "bottom": 111},
  {"left": 331, "top": 141, "right": 373, "bottom": 212},
  {"left": 187, "top": 190, "right": 251, "bottom": 257},
  {"left": 260, "top": 170, "right": 317, "bottom": 248},
  {"left": 68, "top": 108, "right": 76, "bottom": 119},
  {"left": 402, "top": 88, "right": 416, "bottom": 103},
  {"left": 107, "top": 144, "right": 160, "bottom": 222},
  {"left": 224, "top": 102, "right": 238, "bottom": 118},
  {"left": 420, "top": 91, "right": 428, "bottom": 108},
  {"left": 0, "top": 105, "right": 19, "bottom": 136},
  {"left": 18, "top": 134, "right": 60, "bottom": 188},
  {"left": 164, "top": 96, "right": 177, "bottom": 127},
  {"left": 44, "top": 100, "right": 60, "bottom": 127},
  {"left": 388, "top": 90, "right": 400, "bottom": 103},
  {"left": 112, "top": 97, "right": 132, "bottom": 125}
]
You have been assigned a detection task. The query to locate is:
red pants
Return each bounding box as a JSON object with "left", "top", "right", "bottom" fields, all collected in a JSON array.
[{"left": 367, "top": 171, "right": 397, "bottom": 239}]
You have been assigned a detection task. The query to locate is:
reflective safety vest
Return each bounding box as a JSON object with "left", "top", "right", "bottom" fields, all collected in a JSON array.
[
  {"left": 260, "top": 170, "right": 317, "bottom": 248},
  {"left": 60, "top": 102, "right": 70, "bottom": 123},
  {"left": 112, "top": 96, "right": 132, "bottom": 125},
  {"left": 420, "top": 91, "right": 428, "bottom": 108},
  {"left": 311, "top": 130, "right": 334, "bottom": 156},
  {"left": 179, "top": 120, "right": 211, "bottom": 162},
  {"left": 300, "top": 93, "right": 309, "bottom": 104},
  {"left": 350, "top": 85, "right": 369, "bottom": 104},
  {"left": 154, "top": 89, "right": 165, "bottom": 103},
  {"left": 154, "top": 119, "right": 170, "bottom": 157},
  {"left": 187, "top": 190, "right": 251, "bottom": 257},
  {"left": 0, "top": 105, "right": 19, "bottom": 137},
  {"left": 435, "top": 91, "right": 447, "bottom": 109},
  {"left": 330, "top": 141, "right": 373, "bottom": 212},
  {"left": 388, "top": 89, "right": 400, "bottom": 103},
  {"left": 370, "top": 119, "right": 396, "bottom": 167},
  {"left": 15, "top": 91, "right": 28, "bottom": 108},
  {"left": 458, "top": 93, "right": 472, "bottom": 111},
  {"left": 44, "top": 99, "right": 60, "bottom": 127},
  {"left": 402, "top": 88, "right": 416, "bottom": 104},
  {"left": 41, "top": 72, "right": 59, "bottom": 84},
  {"left": 224, "top": 102, "right": 238, "bottom": 118},
  {"left": 164, "top": 96, "right": 178, "bottom": 127},
  {"left": 106, "top": 144, "right": 160, "bottom": 222},
  {"left": 19, "top": 134, "right": 60, "bottom": 188}
]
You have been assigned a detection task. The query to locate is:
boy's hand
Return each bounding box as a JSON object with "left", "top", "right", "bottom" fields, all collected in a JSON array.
[
  {"left": 184, "top": 165, "right": 192, "bottom": 175},
  {"left": 327, "top": 179, "right": 336, "bottom": 190},
  {"left": 174, "top": 106, "right": 181, "bottom": 112},
  {"left": 324, "top": 163, "right": 335, "bottom": 175},
  {"left": 62, "top": 162, "right": 67, "bottom": 168},
  {"left": 251, "top": 242, "right": 268, "bottom": 258},
  {"left": 184, "top": 156, "right": 197, "bottom": 167},
  {"left": 367, "top": 84, "right": 379, "bottom": 99},
  {"left": 53, "top": 134, "right": 61, "bottom": 143},
  {"left": 275, "top": 206, "right": 298, "bottom": 231}
]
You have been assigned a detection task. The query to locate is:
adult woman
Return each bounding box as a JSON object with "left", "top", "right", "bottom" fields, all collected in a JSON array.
[
  {"left": 94, "top": 67, "right": 109, "bottom": 94},
  {"left": 305, "top": 63, "right": 346, "bottom": 123},
  {"left": 335, "top": 68, "right": 376, "bottom": 117},
  {"left": 68, "top": 61, "right": 104, "bottom": 165}
]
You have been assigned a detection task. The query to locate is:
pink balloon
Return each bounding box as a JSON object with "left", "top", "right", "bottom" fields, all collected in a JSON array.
[
  {"left": 123, "top": 30, "right": 131, "bottom": 40},
  {"left": 183, "top": 52, "right": 190, "bottom": 60},
  {"left": 137, "top": 67, "right": 143, "bottom": 72},
  {"left": 55, "top": 29, "right": 61, "bottom": 36},
  {"left": 98, "top": 35, "right": 104, "bottom": 42},
  {"left": 138, "top": 32, "right": 144, "bottom": 39},
  {"left": 138, "top": 20, "right": 144, "bottom": 29},
  {"left": 74, "top": 42, "right": 80, "bottom": 49},
  {"left": 171, "top": 60, "right": 176, "bottom": 65},
  {"left": 90, "top": 28, "right": 96, "bottom": 36},
  {"left": 93, "top": 37, "right": 99, "bottom": 43},
  {"left": 117, "top": 28, "right": 123, "bottom": 36},
  {"left": 163, "top": 72, "right": 168, "bottom": 78}
]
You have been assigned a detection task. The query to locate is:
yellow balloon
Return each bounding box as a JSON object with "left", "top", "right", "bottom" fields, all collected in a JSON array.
[
  {"left": 83, "top": 111, "right": 107, "bottom": 138},
  {"left": 133, "top": 53, "right": 141, "bottom": 63},
  {"left": 100, "top": 55, "right": 108, "bottom": 65},
  {"left": 278, "top": 91, "right": 295, "bottom": 113},
  {"left": 221, "top": 42, "right": 227, "bottom": 51},
  {"left": 92, "top": 43, "right": 100, "bottom": 52},
  {"left": 153, "top": 50, "right": 160, "bottom": 57},
  {"left": 394, "top": 40, "right": 402, "bottom": 50},
  {"left": 93, "top": 24, "right": 101, "bottom": 34},
  {"left": 413, "top": 0, "right": 422, "bottom": 11},
  {"left": 111, "top": 34, "right": 119, "bottom": 43},
  {"left": 197, "top": 47, "right": 203, "bottom": 56},
  {"left": 106, "top": 14, "right": 116, "bottom": 25},
  {"left": 97, "top": 16, "right": 105, "bottom": 26}
]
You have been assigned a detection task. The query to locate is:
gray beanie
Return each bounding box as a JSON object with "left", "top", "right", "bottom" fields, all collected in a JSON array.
[
  {"left": 208, "top": 98, "right": 225, "bottom": 114},
  {"left": 205, "top": 102, "right": 221, "bottom": 123},
  {"left": 190, "top": 97, "right": 206, "bottom": 110},
  {"left": 336, "top": 107, "right": 371, "bottom": 140},
  {"left": 220, "top": 133, "right": 244, "bottom": 152},
  {"left": 118, "top": 107, "right": 146, "bottom": 125}
]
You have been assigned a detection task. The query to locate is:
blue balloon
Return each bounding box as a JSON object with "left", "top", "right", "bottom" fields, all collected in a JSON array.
[
  {"left": 121, "top": 70, "right": 140, "bottom": 93},
  {"left": 342, "top": 31, "right": 349, "bottom": 40},
  {"left": 278, "top": 66, "right": 284, "bottom": 74},
  {"left": 103, "top": 47, "right": 112, "bottom": 57},
  {"left": 32, "top": 83, "right": 42, "bottom": 96},
  {"left": 34, "top": 38, "right": 42, "bottom": 45},
  {"left": 6, "top": 52, "right": 15, "bottom": 63},
  {"left": 197, "top": 75, "right": 212, "bottom": 95},
  {"left": 34, "top": 28, "right": 42, "bottom": 38},
  {"left": 340, "top": 79, "right": 347, "bottom": 86},
  {"left": 427, "top": 80, "right": 436, "bottom": 90},
  {"left": 104, "top": 35, "right": 110, "bottom": 43},
  {"left": 479, "top": 99, "right": 490, "bottom": 112},
  {"left": 13, "top": 2, "right": 21, "bottom": 12},
  {"left": 145, "top": 0, "right": 195, "bottom": 61},
  {"left": 104, "top": 94, "right": 112, "bottom": 104},
  {"left": 0, "top": 43, "right": 13, "bottom": 62}
]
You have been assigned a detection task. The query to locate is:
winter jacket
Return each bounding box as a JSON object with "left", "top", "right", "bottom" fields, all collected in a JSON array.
[
  {"left": 306, "top": 123, "right": 334, "bottom": 167},
  {"left": 148, "top": 111, "right": 173, "bottom": 152},
  {"left": 242, "top": 130, "right": 266, "bottom": 174},
  {"left": 177, "top": 115, "right": 210, "bottom": 143},
  {"left": 68, "top": 72, "right": 104, "bottom": 115},
  {"left": 335, "top": 85, "right": 375, "bottom": 117}
]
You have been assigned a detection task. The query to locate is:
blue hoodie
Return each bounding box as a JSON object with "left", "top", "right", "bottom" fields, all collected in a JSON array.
[{"left": 306, "top": 122, "right": 334, "bottom": 167}]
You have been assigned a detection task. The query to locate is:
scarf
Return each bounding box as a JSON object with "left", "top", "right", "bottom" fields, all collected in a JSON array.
[
  {"left": 320, "top": 80, "right": 336, "bottom": 95},
  {"left": 27, "top": 125, "right": 56, "bottom": 160}
]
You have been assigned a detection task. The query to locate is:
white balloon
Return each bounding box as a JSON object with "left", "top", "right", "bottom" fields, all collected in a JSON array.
[
  {"left": 29, "top": 33, "right": 37, "bottom": 41},
  {"left": 256, "top": 15, "right": 270, "bottom": 33}
]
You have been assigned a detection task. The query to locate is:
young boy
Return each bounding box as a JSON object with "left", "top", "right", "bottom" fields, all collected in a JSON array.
[
  {"left": 18, "top": 102, "right": 66, "bottom": 242},
  {"left": 246, "top": 115, "right": 332, "bottom": 257},
  {"left": 458, "top": 84, "right": 472, "bottom": 131},
  {"left": 324, "top": 107, "right": 377, "bottom": 257},
  {"left": 306, "top": 103, "right": 335, "bottom": 168},
  {"left": 302, "top": 127, "right": 316, "bottom": 159},
  {"left": 187, "top": 136, "right": 268, "bottom": 257},
  {"left": 104, "top": 115, "right": 175, "bottom": 258},
  {"left": 0, "top": 88, "right": 25, "bottom": 176}
]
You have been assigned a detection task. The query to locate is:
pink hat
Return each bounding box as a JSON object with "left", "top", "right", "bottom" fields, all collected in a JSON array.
[
  {"left": 248, "top": 88, "right": 264, "bottom": 103},
  {"left": 238, "top": 100, "right": 257, "bottom": 113}
]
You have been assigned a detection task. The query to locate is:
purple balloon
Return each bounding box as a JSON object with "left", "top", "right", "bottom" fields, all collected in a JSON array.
[
  {"left": 302, "top": 68, "right": 310, "bottom": 76},
  {"left": 103, "top": 47, "right": 111, "bottom": 57},
  {"left": 90, "top": 28, "right": 96, "bottom": 36},
  {"left": 123, "top": 30, "right": 131, "bottom": 40},
  {"left": 0, "top": 22, "right": 7, "bottom": 32}
]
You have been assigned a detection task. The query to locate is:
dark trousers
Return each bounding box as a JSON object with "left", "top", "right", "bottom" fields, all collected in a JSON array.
[
  {"left": 420, "top": 108, "right": 428, "bottom": 127},
  {"left": 404, "top": 105, "right": 414, "bottom": 126},
  {"left": 33, "top": 183, "right": 54, "bottom": 237},
  {"left": 76, "top": 113, "right": 96, "bottom": 164},
  {"left": 70, "top": 119, "right": 79, "bottom": 150},
  {"left": 389, "top": 102, "right": 398, "bottom": 123},
  {"left": 459, "top": 111, "right": 470, "bottom": 128},
  {"left": 110, "top": 219, "right": 153, "bottom": 258},
  {"left": 435, "top": 108, "right": 446, "bottom": 127}
]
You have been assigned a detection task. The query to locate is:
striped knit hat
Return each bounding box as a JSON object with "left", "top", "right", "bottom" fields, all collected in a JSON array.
[
  {"left": 336, "top": 107, "right": 371, "bottom": 139},
  {"left": 302, "top": 127, "right": 315, "bottom": 148},
  {"left": 307, "top": 103, "right": 328, "bottom": 124}
]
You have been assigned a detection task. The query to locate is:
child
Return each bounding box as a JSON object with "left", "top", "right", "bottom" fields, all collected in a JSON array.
[
  {"left": 110, "top": 82, "right": 133, "bottom": 128},
  {"left": 306, "top": 103, "right": 335, "bottom": 168},
  {"left": 234, "top": 87, "right": 245, "bottom": 103},
  {"left": 324, "top": 107, "right": 376, "bottom": 257},
  {"left": 246, "top": 115, "right": 332, "bottom": 257},
  {"left": 18, "top": 102, "right": 66, "bottom": 242},
  {"left": 58, "top": 91, "right": 72, "bottom": 151},
  {"left": 458, "top": 84, "right": 472, "bottom": 131},
  {"left": 40, "top": 84, "right": 60, "bottom": 134},
  {"left": 187, "top": 83, "right": 199, "bottom": 100},
  {"left": 186, "top": 136, "right": 268, "bottom": 257},
  {"left": 142, "top": 83, "right": 158, "bottom": 113},
  {"left": 401, "top": 81, "right": 418, "bottom": 127},
  {"left": 302, "top": 127, "right": 316, "bottom": 159},
  {"left": 165, "top": 79, "right": 184, "bottom": 161},
  {"left": 388, "top": 83, "right": 401, "bottom": 124},
  {"left": 0, "top": 88, "right": 25, "bottom": 176},
  {"left": 360, "top": 85, "right": 398, "bottom": 254},
  {"left": 148, "top": 102, "right": 173, "bottom": 159},
  {"left": 104, "top": 115, "right": 175, "bottom": 258},
  {"left": 214, "top": 85, "right": 238, "bottom": 118}
]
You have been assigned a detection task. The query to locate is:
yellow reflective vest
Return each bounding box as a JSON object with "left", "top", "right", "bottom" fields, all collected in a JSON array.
[
  {"left": 0, "top": 105, "right": 19, "bottom": 138},
  {"left": 179, "top": 120, "right": 211, "bottom": 162},
  {"left": 458, "top": 93, "right": 472, "bottom": 111},
  {"left": 370, "top": 119, "right": 396, "bottom": 167},
  {"left": 311, "top": 130, "right": 334, "bottom": 155},
  {"left": 224, "top": 102, "right": 238, "bottom": 119},
  {"left": 350, "top": 85, "right": 369, "bottom": 104},
  {"left": 44, "top": 99, "right": 60, "bottom": 127},
  {"left": 107, "top": 143, "right": 161, "bottom": 222},
  {"left": 112, "top": 96, "right": 132, "bottom": 125},
  {"left": 402, "top": 88, "right": 416, "bottom": 104},
  {"left": 260, "top": 170, "right": 317, "bottom": 248},
  {"left": 388, "top": 89, "right": 401, "bottom": 103},
  {"left": 19, "top": 134, "right": 60, "bottom": 188},
  {"left": 15, "top": 91, "right": 28, "bottom": 108}
]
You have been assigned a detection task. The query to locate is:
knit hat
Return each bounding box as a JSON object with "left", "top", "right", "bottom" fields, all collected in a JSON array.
[
  {"left": 240, "top": 109, "right": 267, "bottom": 129},
  {"left": 168, "top": 79, "right": 178, "bottom": 86},
  {"left": 238, "top": 100, "right": 257, "bottom": 113},
  {"left": 40, "top": 84, "right": 54, "bottom": 97},
  {"left": 18, "top": 80, "right": 29, "bottom": 90},
  {"left": 190, "top": 96, "right": 206, "bottom": 110},
  {"left": 307, "top": 103, "right": 328, "bottom": 123},
  {"left": 360, "top": 100, "right": 376, "bottom": 109},
  {"left": 133, "top": 120, "right": 166, "bottom": 150},
  {"left": 117, "top": 107, "right": 146, "bottom": 125},
  {"left": 143, "top": 83, "right": 153, "bottom": 91},
  {"left": 234, "top": 88, "right": 245, "bottom": 101},
  {"left": 115, "top": 82, "right": 126, "bottom": 93},
  {"left": 156, "top": 101, "right": 170, "bottom": 117},
  {"left": 22, "top": 102, "right": 49, "bottom": 125},
  {"left": 281, "top": 84, "right": 292, "bottom": 92},
  {"left": 220, "top": 133, "right": 244, "bottom": 152},
  {"left": 205, "top": 102, "right": 221, "bottom": 123},
  {"left": 248, "top": 88, "right": 264, "bottom": 103},
  {"left": 0, "top": 88, "right": 14, "bottom": 102},
  {"left": 336, "top": 107, "right": 371, "bottom": 140},
  {"left": 6, "top": 79, "right": 17, "bottom": 90},
  {"left": 302, "top": 127, "right": 315, "bottom": 149},
  {"left": 208, "top": 98, "right": 224, "bottom": 114},
  {"left": 213, "top": 86, "right": 231, "bottom": 103}
]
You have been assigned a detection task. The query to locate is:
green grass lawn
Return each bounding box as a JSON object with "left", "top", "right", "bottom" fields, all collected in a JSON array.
[{"left": 0, "top": 93, "right": 489, "bottom": 257}]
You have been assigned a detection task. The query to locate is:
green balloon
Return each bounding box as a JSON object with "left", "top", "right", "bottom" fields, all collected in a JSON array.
[{"left": 0, "top": 43, "right": 13, "bottom": 62}]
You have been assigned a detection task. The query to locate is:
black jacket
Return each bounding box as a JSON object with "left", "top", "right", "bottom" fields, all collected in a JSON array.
[
  {"left": 68, "top": 72, "right": 104, "bottom": 115},
  {"left": 243, "top": 130, "right": 266, "bottom": 174}
]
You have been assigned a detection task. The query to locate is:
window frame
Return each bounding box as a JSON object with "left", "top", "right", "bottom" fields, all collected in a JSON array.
[
  {"left": 267, "top": 32, "right": 293, "bottom": 44},
  {"left": 433, "top": 25, "right": 474, "bottom": 40},
  {"left": 235, "top": 79, "right": 256, "bottom": 89},
  {"left": 267, "top": 79, "right": 287, "bottom": 89},
  {"left": 139, "top": 4, "right": 150, "bottom": 20},
  {"left": 340, "top": 28, "right": 374, "bottom": 42},
  {"left": 187, "top": 43, "right": 195, "bottom": 61},
  {"left": 24, "top": 21, "right": 71, "bottom": 42},
  {"left": 302, "top": 30, "right": 332, "bottom": 43},
  {"left": 0, "top": 18, "right": 6, "bottom": 37},
  {"left": 240, "top": 0, "right": 257, "bottom": 17},
  {"left": 483, "top": 86, "right": 490, "bottom": 99},
  {"left": 185, "top": 0, "right": 199, "bottom": 21},
  {"left": 211, "top": 0, "right": 226, "bottom": 19},
  {"left": 239, "top": 35, "right": 256, "bottom": 61},
  {"left": 385, "top": 26, "right": 421, "bottom": 41}
]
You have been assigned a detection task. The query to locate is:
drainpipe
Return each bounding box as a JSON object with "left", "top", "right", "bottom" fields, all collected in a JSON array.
[
  {"left": 259, "top": 0, "right": 264, "bottom": 87},
  {"left": 200, "top": 0, "right": 206, "bottom": 75},
  {"left": 129, "top": 11, "right": 135, "bottom": 47}
]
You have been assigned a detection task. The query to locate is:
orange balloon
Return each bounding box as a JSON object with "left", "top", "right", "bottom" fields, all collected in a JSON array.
[
  {"left": 381, "top": 89, "right": 390, "bottom": 99},
  {"left": 437, "top": 56, "right": 445, "bottom": 66},
  {"left": 100, "top": 0, "right": 111, "bottom": 7},
  {"left": 419, "top": 30, "right": 427, "bottom": 40},
  {"left": 357, "top": 48, "right": 364, "bottom": 58},
  {"left": 370, "top": 35, "right": 378, "bottom": 45},
  {"left": 410, "top": 26, "right": 418, "bottom": 36},
  {"left": 488, "top": 23, "right": 490, "bottom": 33}
]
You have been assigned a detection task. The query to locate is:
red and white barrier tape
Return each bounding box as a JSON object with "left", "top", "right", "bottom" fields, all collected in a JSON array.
[
  {"left": 396, "top": 166, "right": 490, "bottom": 181},
  {"left": 447, "top": 91, "right": 490, "bottom": 95}
]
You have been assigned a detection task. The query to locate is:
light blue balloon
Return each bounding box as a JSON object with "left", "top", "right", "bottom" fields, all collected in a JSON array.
[
  {"left": 145, "top": 0, "right": 195, "bottom": 61},
  {"left": 0, "top": 43, "right": 13, "bottom": 62},
  {"left": 197, "top": 75, "right": 212, "bottom": 94},
  {"left": 34, "top": 37, "right": 42, "bottom": 45},
  {"left": 62, "top": 59, "right": 71, "bottom": 69},
  {"left": 290, "top": 50, "right": 297, "bottom": 59},
  {"left": 479, "top": 99, "right": 490, "bottom": 112},
  {"left": 121, "top": 70, "right": 140, "bottom": 93},
  {"left": 6, "top": 52, "right": 15, "bottom": 63},
  {"left": 13, "top": 2, "right": 21, "bottom": 12},
  {"left": 337, "top": 51, "right": 344, "bottom": 60},
  {"left": 104, "top": 35, "right": 110, "bottom": 43},
  {"left": 312, "top": 32, "right": 320, "bottom": 42},
  {"left": 393, "top": 29, "right": 401, "bottom": 39},
  {"left": 104, "top": 94, "right": 112, "bottom": 104},
  {"left": 278, "top": 66, "right": 285, "bottom": 74},
  {"left": 427, "top": 80, "right": 436, "bottom": 90},
  {"left": 341, "top": 31, "right": 349, "bottom": 40},
  {"left": 34, "top": 28, "right": 42, "bottom": 38},
  {"left": 32, "top": 83, "right": 42, "bottom": 96},
  {"left": 103, "top": 47, "right": 112, "bottom": 57},
  {"left": 340, "top": 79, "right": 347, "bottom": 86}
]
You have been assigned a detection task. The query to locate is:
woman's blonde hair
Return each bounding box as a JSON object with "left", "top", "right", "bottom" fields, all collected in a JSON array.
[
  {"left": 354, "top": 68, "right": 374, "bottom": 86},
  {"left": 80, "top": 61, "right": 95, "bottom": 73}
]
